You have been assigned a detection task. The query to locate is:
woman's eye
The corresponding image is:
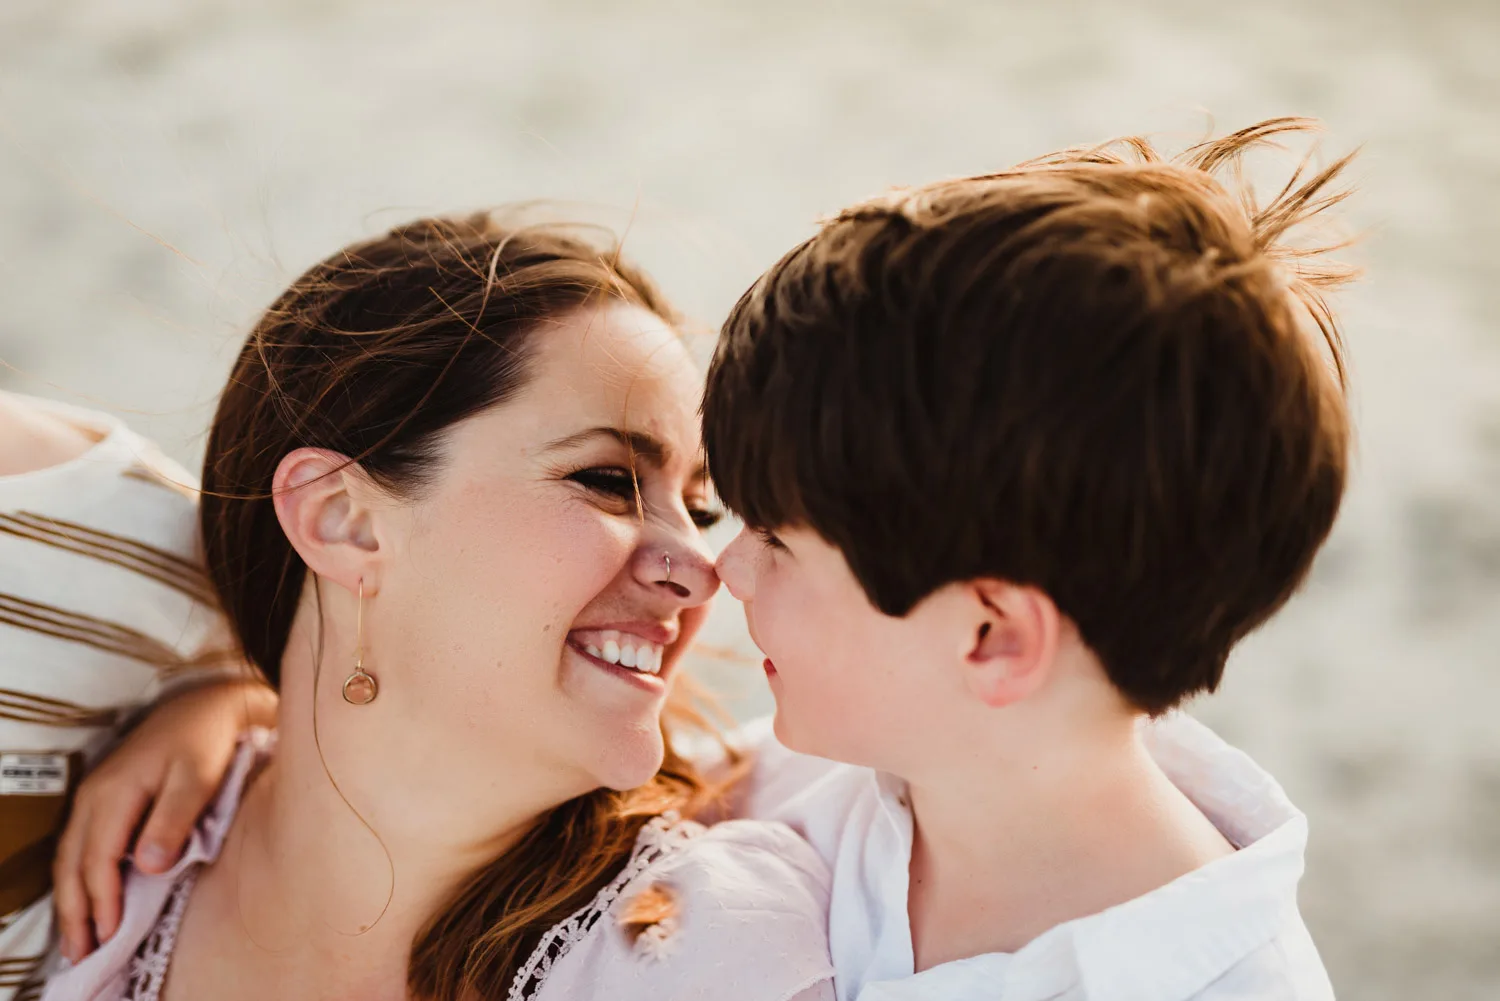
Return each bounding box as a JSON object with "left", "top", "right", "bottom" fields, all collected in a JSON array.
[
  {"left": 569, "top": 467, "right": 638, "bottom": 501},
  {"left": 571, "top": 469, "right": 723, "bottom": 529},
  {"left": 690, "top": 506, "right": 724, "bottom": 530}
]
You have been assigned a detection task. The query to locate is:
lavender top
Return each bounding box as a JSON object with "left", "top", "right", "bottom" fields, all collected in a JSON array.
[{"left": 39, "top": 729, "right": 834, "bottom": 1001}]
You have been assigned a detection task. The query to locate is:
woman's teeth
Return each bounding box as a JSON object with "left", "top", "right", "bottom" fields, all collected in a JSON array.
[{"left": 577, "top": 631, "right": 665, "bottom": 675}]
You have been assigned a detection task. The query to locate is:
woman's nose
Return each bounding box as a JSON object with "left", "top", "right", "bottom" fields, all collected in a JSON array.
[{"left": 637, "top": 528, "right": 719, "bottom": 607}]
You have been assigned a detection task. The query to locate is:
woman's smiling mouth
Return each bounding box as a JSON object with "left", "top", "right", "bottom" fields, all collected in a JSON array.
[{"left": 567, "top": 628, "right": 669, "bottom": 677}]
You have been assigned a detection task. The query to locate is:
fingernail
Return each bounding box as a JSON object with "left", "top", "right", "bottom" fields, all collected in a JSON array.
[
  {"left": 94, "top": 919, "right": 114, "bottom": 944},
  {"left": 60, "top": 939, "right": 77, "bottom": 964},
  {"left": 137, "top": 843, "right": 170, "bottom": 871}
]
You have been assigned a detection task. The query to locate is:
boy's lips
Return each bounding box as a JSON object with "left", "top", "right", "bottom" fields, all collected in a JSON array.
[{"left": 763, "top": 658, "right": 778, "bottom": 677}]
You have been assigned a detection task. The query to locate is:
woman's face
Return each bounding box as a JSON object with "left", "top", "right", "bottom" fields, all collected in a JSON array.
[{"left": 360, "top": 302, "right": 719, "bottom": 811}]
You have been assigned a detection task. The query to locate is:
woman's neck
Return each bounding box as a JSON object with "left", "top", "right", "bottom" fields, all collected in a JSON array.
[
  {"left": 167, "top": 610, "right": 578, "bottom": 1000},
  {"left": 173, "top": 723, "right": 530, "bottom": 1000}
]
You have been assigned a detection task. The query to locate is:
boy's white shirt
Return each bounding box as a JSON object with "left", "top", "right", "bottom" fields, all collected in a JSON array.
[{"left": 735, "top": 711, "right": 1336, "bottom": 1001}]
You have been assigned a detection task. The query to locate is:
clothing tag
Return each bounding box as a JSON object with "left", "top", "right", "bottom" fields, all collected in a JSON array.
[{"left": 0, "top": 752, "right": 70, "bottom": 795}]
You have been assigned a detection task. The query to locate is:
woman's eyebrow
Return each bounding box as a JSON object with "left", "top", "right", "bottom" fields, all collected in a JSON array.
[{"left": 541, "top": 426, "right": 671, "bottom": 466}]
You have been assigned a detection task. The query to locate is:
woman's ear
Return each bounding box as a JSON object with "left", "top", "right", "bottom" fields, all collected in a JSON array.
[
  {"left": 271, "top": 448, "right": 383, "bottom": 594},
  {"left": 962, "top": 580, "right": 1061, "bottom": 708}
]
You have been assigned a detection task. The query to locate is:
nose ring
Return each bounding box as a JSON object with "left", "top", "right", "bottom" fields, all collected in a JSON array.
[{"left": 663, "top": 552, "right": 672, "bottom": 582}]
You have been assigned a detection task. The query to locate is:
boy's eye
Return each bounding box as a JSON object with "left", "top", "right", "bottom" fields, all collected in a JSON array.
[{"left": 754, "top": 527, "right": 787, "bottom": 551}]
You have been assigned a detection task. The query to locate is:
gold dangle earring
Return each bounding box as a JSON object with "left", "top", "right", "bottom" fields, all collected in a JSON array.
[{"left": 343, "top": 578, "right": 379, "bottom": 705}]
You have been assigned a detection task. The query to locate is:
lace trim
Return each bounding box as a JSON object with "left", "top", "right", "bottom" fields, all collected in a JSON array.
[
  {"left": 506, "top": 811, "right": 703, "bottom": 1001},
  {"left": 123, "top": 867, "right": 199, "bottom": 1001}
]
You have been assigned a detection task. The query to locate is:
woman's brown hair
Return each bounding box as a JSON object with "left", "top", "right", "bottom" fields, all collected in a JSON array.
[{"left": 200, "top": 211, "right": 729, "bottom": 999}]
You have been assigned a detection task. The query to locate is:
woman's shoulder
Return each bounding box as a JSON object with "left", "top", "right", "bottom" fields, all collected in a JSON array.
[
  {"left": 39, "top": 733, "right": 272, "bottom": 1001},
  {"left": 651, "top": 815, "right": 832, "bottom": 897},
  {"left": 516, "top": 813, "right": 834, "bottom": 1001}
]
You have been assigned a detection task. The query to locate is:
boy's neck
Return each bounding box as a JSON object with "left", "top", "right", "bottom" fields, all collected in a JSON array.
[{"left": 903, "top": 717, "right": 1233, "bottom": 971}]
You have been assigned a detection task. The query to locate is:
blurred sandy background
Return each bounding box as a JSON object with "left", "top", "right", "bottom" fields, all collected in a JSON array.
[{"left": 2, "top": 1, "right": 1497, "bottom": 996}]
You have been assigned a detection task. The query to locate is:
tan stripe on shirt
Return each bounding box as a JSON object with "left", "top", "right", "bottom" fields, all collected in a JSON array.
[
  {"left": 0, "top": 593, "right": 189, "bottom": 673},
  {"left": 0, "top": 512, "right": 214, "bottom": 605}
]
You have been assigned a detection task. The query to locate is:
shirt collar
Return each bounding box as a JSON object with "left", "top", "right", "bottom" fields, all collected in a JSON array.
[{"left": 863, "top": 713, "right": 1308, "bottom": 1001}]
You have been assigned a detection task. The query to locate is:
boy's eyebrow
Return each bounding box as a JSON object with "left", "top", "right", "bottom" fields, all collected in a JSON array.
[{"left": 542, "top": 426, "right": 672, "bottom": 467}]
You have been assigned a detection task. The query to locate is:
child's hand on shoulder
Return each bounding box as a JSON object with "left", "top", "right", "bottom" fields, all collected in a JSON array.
[{"left": 52, "top": 677, "right": 277, "bottom": 962}]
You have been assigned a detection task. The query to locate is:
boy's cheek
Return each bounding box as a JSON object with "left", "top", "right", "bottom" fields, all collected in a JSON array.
[
  {"left": 767, "top": 636, "right": 880, "bottom": 759},
  {"left": 777, "top": 677, "right": 888, "bottom": 766}
]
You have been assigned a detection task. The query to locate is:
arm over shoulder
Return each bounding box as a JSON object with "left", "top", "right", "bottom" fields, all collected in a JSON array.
[{"left": 528, "top": 818, "right": 835, "bottom": 1001}]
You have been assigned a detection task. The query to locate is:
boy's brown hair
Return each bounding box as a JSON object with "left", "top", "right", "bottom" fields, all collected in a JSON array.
[{"left": 703, "top": 118, "right": 1357, "bottom": 714}]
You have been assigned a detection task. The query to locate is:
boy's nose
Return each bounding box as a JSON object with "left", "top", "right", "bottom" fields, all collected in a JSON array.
[{"left": 713, "top": 528, "right": 755, "bottom": 602}]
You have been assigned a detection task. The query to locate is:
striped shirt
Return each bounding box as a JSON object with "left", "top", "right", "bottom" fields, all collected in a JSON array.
[{"left": 0, "top": 392, "right": 235, "bottom": 1001}]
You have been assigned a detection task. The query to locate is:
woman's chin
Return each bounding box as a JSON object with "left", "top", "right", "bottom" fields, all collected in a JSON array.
[{"left": 592, "top": 728, "right": 668, "bottom": 791}]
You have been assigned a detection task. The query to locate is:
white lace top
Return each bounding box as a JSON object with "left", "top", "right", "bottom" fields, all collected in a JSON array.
[
  {"left": 42, "top": 733, "right": 836, "bottom": 1001},
  {"left": 118, "top": 816, "right": 707, "bottom": 1001},
  {"left": 506, "top": 812, "right": 698, "bottom": 1000},
  {"left": 122, "top": 869, "right": 197, "bottom": 1001},
  {"left": 509, "top": 812, "right": 834, "bottom": 1001}
]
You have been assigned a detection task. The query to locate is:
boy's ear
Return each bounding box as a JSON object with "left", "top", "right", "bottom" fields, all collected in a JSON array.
[
  {"left": 961, "top": 579, "right": 1061, "bottom": 708},
  {"left": 271, "top": 448, "right": 384, "bottom": 595}
]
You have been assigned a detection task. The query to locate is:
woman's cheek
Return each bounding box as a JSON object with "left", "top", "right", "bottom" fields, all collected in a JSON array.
[
  {"left": 515, "top": 494, "right": 630, "bottom": 582},
  {"left": 663, "top": 601, "right": 711, "bottom": 671},
  {"left": 567, "top": 509, "right": 639, "bottom": 584}
]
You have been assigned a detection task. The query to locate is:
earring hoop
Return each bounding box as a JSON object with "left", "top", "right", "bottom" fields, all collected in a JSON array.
[{"left": 342, "top": 578, "right": 379, "bottom": 705}]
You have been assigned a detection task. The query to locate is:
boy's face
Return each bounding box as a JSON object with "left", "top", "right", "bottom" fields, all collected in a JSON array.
[{"left": 716, "top": 524, "right": 963, "bottom": 771}]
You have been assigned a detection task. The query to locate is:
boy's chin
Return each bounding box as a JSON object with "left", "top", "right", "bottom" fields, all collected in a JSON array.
[
  {"left": 771, "top": 703, "right": 894, "bottom": 771},
  {"left": 770, "top": 708, "right": 797, "bottom": 749},
  {"left": 770, "top": 707, "right": 839, "bottom": 761}
]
